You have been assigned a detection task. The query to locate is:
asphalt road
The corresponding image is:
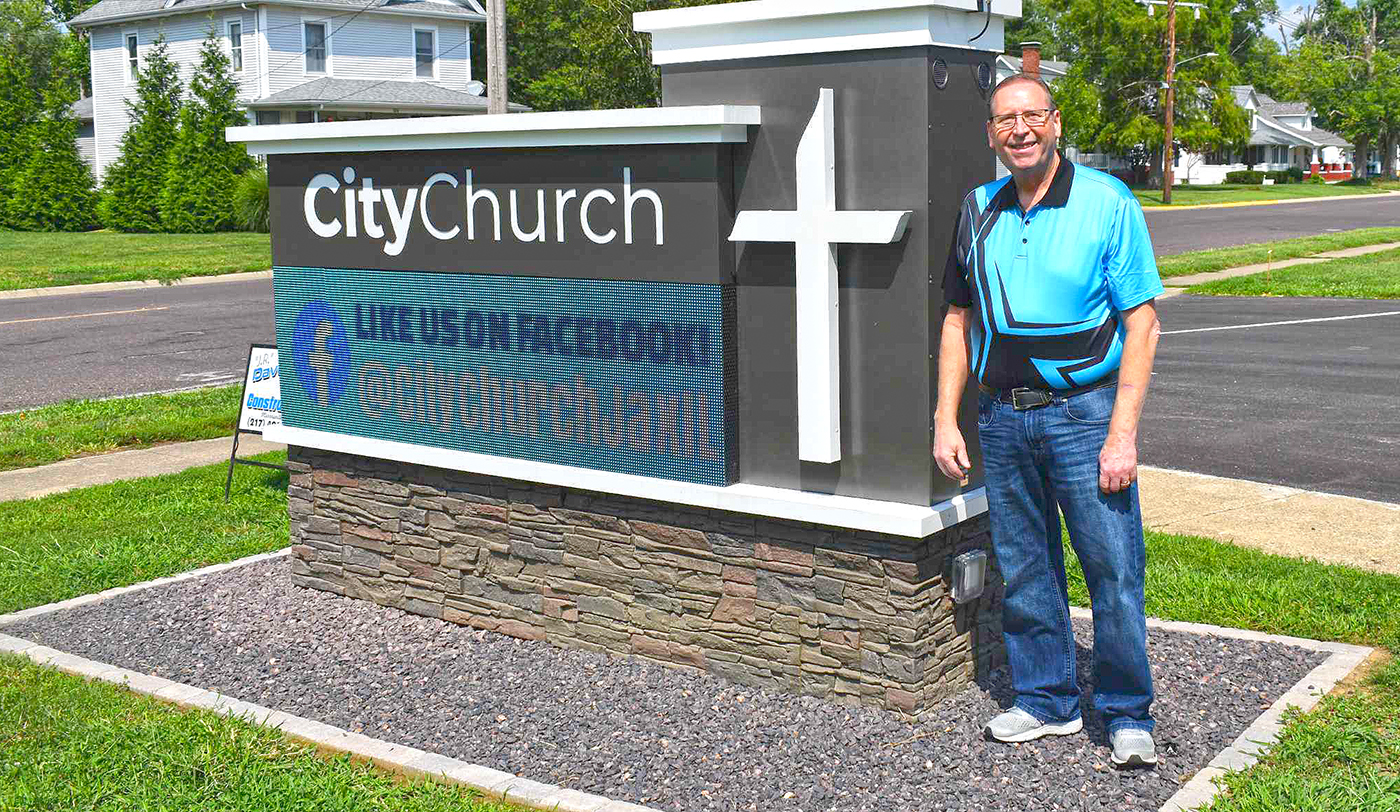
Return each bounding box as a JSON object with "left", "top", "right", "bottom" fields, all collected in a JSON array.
[
  {"left": 1144, "top": 193, "right": 1400, "bottom": 256},
  {"left": 0, "top": 278, "right": 275, "bottom": 412},
  {"left": 1143, "top": 294, "right": 1400, "bottom": 503}
]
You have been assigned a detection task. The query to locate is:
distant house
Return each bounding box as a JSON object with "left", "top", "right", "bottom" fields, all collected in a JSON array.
[
  {"left": 67, "top": 0, "right": 522, "bottom": 184},
  {"left": 71, "top": 95, "right": 97, "bottom": 170},
  {"left": 1174, "top": 86, "right": 1352, "bottom": 184}
]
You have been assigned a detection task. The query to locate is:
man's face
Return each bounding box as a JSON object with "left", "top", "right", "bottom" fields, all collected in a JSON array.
[{"left": 986, "top": 82, "right": 1061, "bottom": 176}]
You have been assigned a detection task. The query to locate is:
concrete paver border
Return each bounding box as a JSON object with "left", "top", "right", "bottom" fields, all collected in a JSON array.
[
  {"left": 1067, "top": 606, "right": 1375, "bottom": 812},
  {"left": 0, "top": 551, "right": 1375, "bottom": 812}
]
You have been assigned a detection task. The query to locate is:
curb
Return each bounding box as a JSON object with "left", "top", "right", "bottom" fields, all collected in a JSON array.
[
  {"left": 1066, "top": 607, "right": 1376, "bottom": 812},
  {"left": 1, "top": 550, "right": 1376, "bottom": 812},
  {"left": 0, "top": 270, "right": 272, "bottom": 301}
]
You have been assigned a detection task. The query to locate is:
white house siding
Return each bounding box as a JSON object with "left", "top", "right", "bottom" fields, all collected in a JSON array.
[
  {"left": 263, "top": 6, "right": 307, "bottom": 94},
  {"left": 437, "top": 20, "right": 471, "bottom": 87},
  {"left": 265, "top": 9, "right": 471, "bottom": 92},
  {"left": 76, "top": 122, "right": 97, "bottom": 176}
]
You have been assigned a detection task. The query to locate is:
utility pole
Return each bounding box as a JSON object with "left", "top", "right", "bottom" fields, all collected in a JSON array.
[
  {"left": 1138, "top": 0, "right": 1205, "bottom": 204},
  {"left": 486, "top": 0, "right": 508, "bottom": 114},
  {"left": 1162, "top": 0, "right": 1177, "bottom": 203}
]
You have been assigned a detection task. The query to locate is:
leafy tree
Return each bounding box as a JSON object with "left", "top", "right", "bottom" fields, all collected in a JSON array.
[
  {"left": 0, "top": 0, "right": 56, "bottom": 222},
  {"left": 160, "top": 27, "right": 253, "bottom": 232},
  {"left": 492, "top": 0, "right": 742, "bottom": 112},
  {"left": 1025, "top": 0, "right": 1249, "bottom": 185},
  {"left": 1283, "top": 0, "right": 1400, "bottom": 178},
  {"left": 6, "top": 80, "right": 98, "bottom": 231},
  {"left": 103, "top": 34, "right": 182, "bottom": 232}
]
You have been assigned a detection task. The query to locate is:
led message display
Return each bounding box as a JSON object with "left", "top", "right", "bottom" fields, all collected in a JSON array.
[{"left": 274, "top": 266, "right": 736, "bottom": 486}]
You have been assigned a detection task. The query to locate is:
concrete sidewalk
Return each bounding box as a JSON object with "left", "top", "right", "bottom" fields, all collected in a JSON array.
[
  {"left": 1163, "top": 241, "right": 1400, "bottom": 288},
  {"left": 1140, "top": 466, "right": 1400, "bottom": 576},
  {"left": 3, "top": 434, "right": 1396, "bottom": 576},
  {"left": 0, "top": 435, "right": 285, "bottom": 501}
]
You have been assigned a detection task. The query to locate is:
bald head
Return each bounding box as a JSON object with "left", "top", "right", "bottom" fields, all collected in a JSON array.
[{"left": 989, "top": 74, "right": 1057, "bottom": 117}]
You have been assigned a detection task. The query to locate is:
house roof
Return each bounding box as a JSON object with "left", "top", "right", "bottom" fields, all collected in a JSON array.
[
  {"left": 1231, "top": 85, "right": 1351, "bottom": 149},
  {"left": 69, "top": 0, "right": 484, "bottom": 28},
  {"left": 996, "top": 54, "right": 1070, "bottom": 77},
  {"left": 70, "top": 96, "right": 95, "bottom": 121},
  {"left": 247, "top": 77, "right": 529, "bottom": 112}
]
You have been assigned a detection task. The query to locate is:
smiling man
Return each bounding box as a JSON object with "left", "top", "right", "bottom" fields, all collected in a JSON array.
[{"left": 933, "top": 75, "right": 1165, "bottom": 768}]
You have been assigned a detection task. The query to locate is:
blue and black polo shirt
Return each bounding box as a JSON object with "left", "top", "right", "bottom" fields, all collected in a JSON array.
[{"left": 943, "top": 155, "right": 1163, "bottom": 392}]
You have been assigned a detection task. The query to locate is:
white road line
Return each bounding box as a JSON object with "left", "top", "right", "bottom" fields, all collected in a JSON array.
[
  {"left": 1162, "top": 310, "right": 1400, "bottom": 336},
  {"left": 0, "top": 305, "right": 170, "bottom": 327}
]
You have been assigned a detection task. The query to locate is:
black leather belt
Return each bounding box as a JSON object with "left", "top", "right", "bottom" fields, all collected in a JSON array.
[{"left": 978, "top": 375, "right": 1117, "bottom": 411}]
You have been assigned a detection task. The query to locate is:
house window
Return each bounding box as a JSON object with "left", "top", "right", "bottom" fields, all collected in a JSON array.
[
  {"left": 305, "top": 22, "right": 327, "bottom": 73},
  {"left": 255, "top": 110, "right": 280, "bottom": 125},
  {"left": 296, "top": 110, "right": 315, "bottom": 123},
  {"left": 125, "top": 33, "right": 138, "bottom": 83},
  {"left": 228, "top": 21, "right": 243, "bottom": 72},
  {"left": 414, "top": 29, "right": 435, "bottom": 78}
]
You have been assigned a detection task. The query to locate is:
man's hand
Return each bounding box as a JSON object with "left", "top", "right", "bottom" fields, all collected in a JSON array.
[
  {"left": 1099, "top": 433, "right": 1137, "bottom": 493},
  {"left": 934, "top": 423, "right": 971, "bottom": 484}
]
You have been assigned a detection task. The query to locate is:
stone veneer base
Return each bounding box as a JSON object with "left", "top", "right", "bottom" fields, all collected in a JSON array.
[{"left": 286, "top": 446, "right": 1004, "bottom": 718}]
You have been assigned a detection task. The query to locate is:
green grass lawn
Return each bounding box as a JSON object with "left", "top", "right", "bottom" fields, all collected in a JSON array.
[
  {"left": 0, "top": 385, "right": 243, "bottom": 472},
  {"left": 1063, "top": 530, "right": 1400, "bottom": 811},
  {"left": 1187, "top": 246, "right": 1400, "bottom": 298},
  {"left": 1156, "top": 227, "right": 1400, "bottom": 279},
  {"left": 0, "top": 230, "right": 271, "bottom": 291},
  {"left": 0, "top": 654, "right": 519, "bottom": 812},
  {"left": 0, "top": 453, "right": 289, "bottom": 615},
  {"left": 1134, "top": 182, "right": 1390, "bottom": 208}
]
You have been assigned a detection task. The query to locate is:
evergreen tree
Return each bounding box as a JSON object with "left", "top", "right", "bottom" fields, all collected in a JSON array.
[
  {"left": 0, "top": 0, "right": 50, "bottom": 225},
  {"left": 103, "top": 34, "right": 182, "bottom": 231},
  {"left": 160, "top": 27, "right": 252, "bottom": 232},
  {"left": 6, "top": 81, "right": 98, "bottom": 231}
]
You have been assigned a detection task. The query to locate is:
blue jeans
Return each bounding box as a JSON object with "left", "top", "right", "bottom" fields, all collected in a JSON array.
[{"left": 976, "top": 385, "right": 1154, "bottom": 734}]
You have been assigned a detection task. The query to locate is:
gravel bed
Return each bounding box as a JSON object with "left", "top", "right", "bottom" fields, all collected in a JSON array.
[{"left": 4, "top": 559, "right": 1326, "bottom": 812}]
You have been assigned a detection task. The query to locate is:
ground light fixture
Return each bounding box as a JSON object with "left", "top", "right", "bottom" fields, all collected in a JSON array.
[{"left": 951, "top": 549, "right": 988, "bottom": 603}]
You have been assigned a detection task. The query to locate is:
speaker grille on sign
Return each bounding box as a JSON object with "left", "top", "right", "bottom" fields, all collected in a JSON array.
[
  {"left": 977, "top": 62, "right": 992, "bottom": 91},
  {"left": 932, "top": 58, "right": 948, "bottom": 89}
]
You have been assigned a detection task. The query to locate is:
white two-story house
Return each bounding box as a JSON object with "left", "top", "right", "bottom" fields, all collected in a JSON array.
[{"left": 69, "top": 0, "right": 518, "bottom": 184}]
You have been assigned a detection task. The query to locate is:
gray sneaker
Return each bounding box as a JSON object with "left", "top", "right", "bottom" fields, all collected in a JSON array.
[
  {"left": 982, "top": 707, "right": 1084, "bottom": 743},
  {"left": 1110, "top": 728, "right": 1158, "bottom": 768}
]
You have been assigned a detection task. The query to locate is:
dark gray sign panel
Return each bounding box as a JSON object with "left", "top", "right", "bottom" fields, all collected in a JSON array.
[{"left": 268, "top": 144, "right": 735, "bottom": 285}]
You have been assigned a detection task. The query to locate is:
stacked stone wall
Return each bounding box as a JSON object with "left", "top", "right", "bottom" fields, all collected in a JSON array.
[{"left": 286, "top": 446, "right": 1004, "bottom": 718}]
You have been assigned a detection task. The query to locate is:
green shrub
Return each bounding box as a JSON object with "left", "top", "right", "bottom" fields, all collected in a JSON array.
[
  {"left": 1264, "top": 170, "right": 1293, "bottom": 184},
  {"left": 1287, "top": 166, "right": 1305, "bottom": 183},
  {"left": 102, "top": 34, "right": 182, "bottom": 232},
  {"left": 1224, "top": 170, "right": 1265, "bottom": 184},
  {"left": 233, "top": 165, "right": 269, "bottom": 232},
  {"left": 158, "top": 29, "right": 252, "bottom": 232},
  {"left": 1307, "top": 173, "right": 1326, "bottom": 184},
  {"left": 5, "top": 84, "right": 98, "bottom": 231},
  {"left": 1338, "top": 176, "right": 1373, "bottom": 187}
]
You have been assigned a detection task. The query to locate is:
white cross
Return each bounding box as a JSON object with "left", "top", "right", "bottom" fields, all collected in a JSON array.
[{"left": 728, "top": 88, "right": 911, "bottom": 464}]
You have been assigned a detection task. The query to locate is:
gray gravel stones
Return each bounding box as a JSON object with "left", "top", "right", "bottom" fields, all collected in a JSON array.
[{"left": 4, "top": 559, "right": 1326, "bottom": 812}]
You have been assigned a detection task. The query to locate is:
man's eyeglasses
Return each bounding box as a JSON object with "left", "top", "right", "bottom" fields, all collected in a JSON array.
[{"left": 988, "top": 108, "right": 1055, "bottom": 132}]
